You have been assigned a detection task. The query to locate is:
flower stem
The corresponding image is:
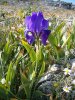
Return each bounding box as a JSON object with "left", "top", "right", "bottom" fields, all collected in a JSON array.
[{"left": 35, "top": 37, "right": 40, "bottom": 65}]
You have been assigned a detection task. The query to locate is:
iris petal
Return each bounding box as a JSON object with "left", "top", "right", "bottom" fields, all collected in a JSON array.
[
  {"left": 40, "top": 30, "right": 51, "bottom": 45},
  {"left": 31, "top": 12, "right": 37, "bottom": 21},
  {"left": 25, "top": 30, "right": 35, "bottom": 44},
  {"left": 29, "top": 12, "right": 37, "bottom": 33},
  {"left": 25, "top": 16, "right": 31, "bottom": 29},
  {"left": 25, "top": 13, "right": 37, "bottom": 32},
  {"left": 41, "top": 19, "right": 49, "bottom": 29},
  {"left": 35, "top": 12, "right": 44, "bottom": 34}
]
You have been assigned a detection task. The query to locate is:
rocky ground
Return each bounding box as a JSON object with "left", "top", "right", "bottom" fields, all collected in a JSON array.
[
  {"left": 0, "top": 0, "right": 75, "bottom": 19},
  {"left": 0, "top": 0, "right": 75, "bottom": 27}
]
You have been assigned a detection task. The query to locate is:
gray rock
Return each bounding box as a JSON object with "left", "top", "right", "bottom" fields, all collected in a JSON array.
[
  {"left": 49, "top": 64, "right": 62, "bottom": 73},
  {"left": 38, "top": 64, "right": 63, "bottom": 87},
  {"left": 37, "top": 64, "right": 63, "bottom": 97},
  {"left": 38, "top": 81, "right": 52, "bottom": 94},
  {"left": 69, "top": 58, "right": 75, "bottom": 64}
]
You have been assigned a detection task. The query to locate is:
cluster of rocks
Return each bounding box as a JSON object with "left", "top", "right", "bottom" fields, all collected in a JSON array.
[
  {"left": 45, "top": 0, "right": 75, "bottom": 10},
  {"left": 37, "top": 58, "right": 75, "bottom": 99}
]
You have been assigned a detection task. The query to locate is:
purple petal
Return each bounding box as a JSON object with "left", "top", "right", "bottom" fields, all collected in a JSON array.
[
  {"left": 35, "top": 12, "right": 44, "bottom": 34},
  {"left": 30, "top": 12, "right": 44, "bottom": 34},
  {"left": 31, "top": 12, "right": 37, "bottom": 21},
  {"left": 25, "top": 16, "right": 31, "bottom": 29},
  {"left": 30, "top": 12, "right": 37, "bottom": 32},
  {"left": 40, "top": 30, "right": 51, "bottom": 45},
  {"left": 25, "top": 13, "right": 37, "bottom": 33},
  {"left": 41, "top": 19, "right": 49, "bottom": 29},
  {"left": 25, "top": 30, "right": 35, "bottom": 44}
]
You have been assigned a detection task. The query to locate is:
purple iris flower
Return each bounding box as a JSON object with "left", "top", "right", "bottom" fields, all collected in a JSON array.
[{"left": 24, "top": 12, "right": 51, "bottom": 45}]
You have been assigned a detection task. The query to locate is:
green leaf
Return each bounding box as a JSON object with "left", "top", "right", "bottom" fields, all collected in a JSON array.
[
  {"left": 36, "top": 46, "right": 43, "bottom": 63},
  {"left": 54, "top": 22, "right": 65, "bottom": 35},
  {"left": 61, "top": 35, "right": 71, "bottom": 48},
  {"left": 49, "top": 22, "right": 65, "bottom": 46},
  {"left": 2, "top": 40, "right": 14, "bottom": 63},
  {"left": 21, "top": 72, "right": 31, "bottom": 99},
  {"left": 39, "top": 61, "right": 45, "bottom": 77},
  {"left": 21, "top": 40, "right": 36, "bottom": 62},
  {"left": 4, "top": 40, "right": 13, "bottom": 56},
  {"left": 6, "top": 62, "right": 15, "bottom": 87},
  {"left": 48, "top": 34, "right": 57, "bottom": 46}
]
